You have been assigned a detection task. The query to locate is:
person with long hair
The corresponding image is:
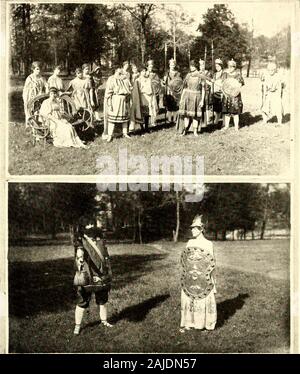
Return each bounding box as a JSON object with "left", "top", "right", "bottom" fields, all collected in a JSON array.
[
  {"left": 180, "top": 215, "right": 217, "bottom": 332},
  {"left": 22, "top": 61, "right": 48, "bottom": 125}
]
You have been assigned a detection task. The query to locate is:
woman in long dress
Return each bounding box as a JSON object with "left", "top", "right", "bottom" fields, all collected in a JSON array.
[
  {"left": 222, "top": 59, "right": 244, "bottom": 131},
  {"left": 261, "top": 62, "right": 284, "bottom": 125},
  {"left": 162, "top": 58, "right": 183, "bottom": 124},
  {"left": 210, "top": 58, "right": 226, "bottom": 125},
  {"left": 22, "top": 61, "right": 48, "bottom": 125},
  {"left": 104, "top": 65, "right": 133, "bottom": 142},
  {"left": 82, "top": 63, "right": 100, "bottom": 121},
  {"left": 67, "top": 68, "right": 88, "bottom": 110},
  {"left": 129, "top": 63, "right": 141, "bottom": 132},
  {"left": 39, "top": 87, "right": 88, "bottom": 148},
  {"left": 178, "top": 60, "right": 205, "bottom": 136},
  {"left": 47, "top": 65, "right": 64, "bottom": 94},
  {"left": 180, "top": 215, "right": 217, "bottom": 332}
]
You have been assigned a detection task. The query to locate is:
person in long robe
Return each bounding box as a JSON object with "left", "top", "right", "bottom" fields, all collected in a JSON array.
[
  {"left": 104, "top": 65, "right": 133, "bottom": 142},
  {"left": 198, "top": 58, "right": 212, "bottom": 127},
  {"left": 180, "top": 215, "right": 217, "bottom": 332},
  {"left": 209, "top": 58, "right": 227, "bottom": 125},
  {"left": 82, "top": 63, "right": 100, "bottom": 122},
  {"left": 261, "top": 62, "right": 284, "bottom": 125},
  {"left": 22, "top": 61, "right": 48, "bottom": 126},
  {"left": 162, "top": 58, "right": 183, "bottom": 124},
  {"left": 66, "top": 68, "right": 89, "bottom": 110},
  {"left": 146, "top": 59, "right": 161, "bottom": 128},
  {"left": 47, "top": 65, "right": 64, "bottom": 94},
  {"left": 39, "top": 87, "right": 87, "bottom": 148},
  {"left": 132, "top": 67, "right": 158, "bottom": 133},
  {"left": 178, "top": 60, "right": 205, "bottom": 136},
  {"left": 129, "top": 63, "right": 141, "bottom": 132},
  {"left": 73, "top": 219, "right": 113, "bottom": 335},
  {"left": 222, "top": 59, "right": 244, "bottom": 131}
]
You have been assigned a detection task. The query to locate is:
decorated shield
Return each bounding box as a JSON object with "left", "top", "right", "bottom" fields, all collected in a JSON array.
[
  {"left": 222, "top": 77, "right": 241, "bottom": 98},
  {"left": 168, "top": 76, "right": 184, "bottom": 101},
  {"left": 181, "top": 246, "right": 215, "bottom": 299},
  {"left": 151, "top": 76, "right": 162, "bottom": 96}
]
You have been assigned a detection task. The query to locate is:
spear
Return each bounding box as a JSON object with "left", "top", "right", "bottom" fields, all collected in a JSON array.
[{"left": 211, "top": 40, "right": 215, "bottom": 126}]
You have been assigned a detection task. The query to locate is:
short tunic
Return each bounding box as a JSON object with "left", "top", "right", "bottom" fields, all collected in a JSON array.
[
  {"left": 222, "top": 70, "right": 244, "bottom": 115},
  {"left": 105, "top": 73, "right": 132, "bottom": 123},
  {"left": 178, "top": 71, "right": 204, "bottom": 119}
]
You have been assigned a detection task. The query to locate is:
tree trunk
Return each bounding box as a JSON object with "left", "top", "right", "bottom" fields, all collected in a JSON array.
[
  {"left": 214, "top": 230, "right": 218, "bottom": 240},
  {"left": 173, "top": 22, "right": 176, "bottom": 62},
  {"left": 221, "top": 229, "right": 226, "bottom": 241},
  {"left": 138, "top": 208, "right": 143, "bottom": 244},
  {"left": 247, "top": 56, "right": 251, "bottom": 77},
  {"left": 173, "top": 192, "right": 180, "bottom": 242}
]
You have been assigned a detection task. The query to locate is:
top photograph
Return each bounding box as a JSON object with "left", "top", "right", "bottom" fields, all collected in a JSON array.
[{"left": 7, "top": 1, "right": 292, "bottom": 176}]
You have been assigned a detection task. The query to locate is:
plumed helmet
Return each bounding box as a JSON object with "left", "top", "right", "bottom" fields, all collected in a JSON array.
[{"left": 190, "top": 214, "right": 204, "bottom": 228}]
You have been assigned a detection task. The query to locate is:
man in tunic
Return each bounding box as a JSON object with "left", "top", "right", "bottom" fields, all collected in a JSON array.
[
  {"left": 73, "top": 219, "right": 113, "bottom": 335},
  {"left": 261, "top": 62, "right": 284, "bottom": 125},
  {"left": 146, "top": 59, "right": 161, "bottom": 125},
  {"left": 210, "top": 58, "right": 226, "bottom": 125}
]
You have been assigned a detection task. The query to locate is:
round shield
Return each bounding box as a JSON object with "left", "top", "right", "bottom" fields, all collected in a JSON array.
[
  {"left": 151, "top": 78, "right": 161, "bottom": 96},
  {"left": 222, "top": 77, "right": 241, "bottom": 98},
  {"left": 168, "top": 77, "right": 184, "bottom": 101},
  {"left": 181, "top": 246, "right": 215, "bottom": 300}
]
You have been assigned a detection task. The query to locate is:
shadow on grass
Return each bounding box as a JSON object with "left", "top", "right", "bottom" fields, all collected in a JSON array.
[
  {"left": 9, "top": 253, "right": 168, "bottom": 318},
  {"left": 240, "top": 112, "right": 262, "bottom": 128},
  {"left": 110, "top": 294, "right": 170, "bottom": 323},
  {"left": 216, "top": 293, "right": 249, "bottom": 328}
]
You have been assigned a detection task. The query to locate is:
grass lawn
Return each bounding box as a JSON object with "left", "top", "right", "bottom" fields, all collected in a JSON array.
[
  {"left": 8, "top": 77, "right": 291, "bottom": 175},
  {"left": 8, "top": 239, "right": 290, "bottom": 353}
]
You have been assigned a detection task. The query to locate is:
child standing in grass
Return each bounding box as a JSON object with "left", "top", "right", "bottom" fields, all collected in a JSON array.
[{"left": 73, "top": 220, "right": 113, "bottom": 335}]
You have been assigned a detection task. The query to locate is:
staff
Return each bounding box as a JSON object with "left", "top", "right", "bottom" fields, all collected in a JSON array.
[{"left": 211, "top": 40, "right": 214, "bottom": 125}]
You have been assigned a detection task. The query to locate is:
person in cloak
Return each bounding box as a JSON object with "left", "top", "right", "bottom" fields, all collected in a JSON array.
[
  {"left": 198, "top": 58, "right": 212, "bottom": 127},
  {"left": 73, "top": 219, "right": 113, "bottom": 335},
  {"left": 180, "top": 214, "right": 217, "bottom": 332}
]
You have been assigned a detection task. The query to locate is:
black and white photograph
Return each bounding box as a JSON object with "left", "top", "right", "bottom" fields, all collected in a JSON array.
[
  {"left": 7, "top": 1, "right": 292, "bottom": 175},
  {"left": 1, "top": 0, "right": 299, "bottom": 360},
  {"left": 8, "top": 183, "right": 290, "bottom": 353}
]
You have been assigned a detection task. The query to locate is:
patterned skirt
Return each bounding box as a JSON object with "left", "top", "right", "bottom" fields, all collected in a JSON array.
[
  {"left": 180, "top": 289, "right": 217, "bottom": 330},
  {"left": 178, "top": 89, "right": 202, "bottom": 119},
  {"left": 107, "top": 94, "right": 130, "bottom": 123},
  {"left": 222, "top": 93, "right": 243, "bottom": 115}
]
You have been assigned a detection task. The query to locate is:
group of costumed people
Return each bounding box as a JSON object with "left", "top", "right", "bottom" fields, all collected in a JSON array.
[
  {"left": 72, "top": 214, "right": 216, "bottom": 335},
  {"left": 22, "top": 57, "right": 285, "bottom": 147}
]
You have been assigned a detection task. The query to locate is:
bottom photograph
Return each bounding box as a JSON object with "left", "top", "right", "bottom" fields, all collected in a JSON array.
[{"left": 7, "top": 183, "right": 290, "bottom": 353}]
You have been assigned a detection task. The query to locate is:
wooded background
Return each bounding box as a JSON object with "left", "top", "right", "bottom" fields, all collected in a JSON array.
[
  {"left": 10, "top": 3, "right": 290, "bottom": 76},
  {"left": 8, "top": 183, "right": 290, "bottom": 243}
]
